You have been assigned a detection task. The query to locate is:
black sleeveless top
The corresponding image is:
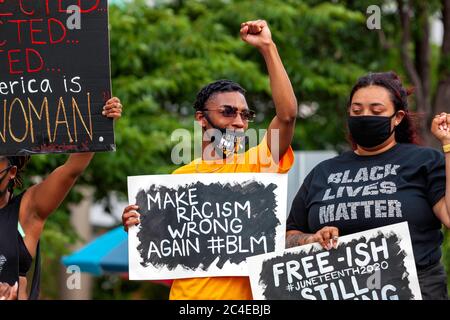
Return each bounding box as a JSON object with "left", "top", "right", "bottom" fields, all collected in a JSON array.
[
  {"left": 18, "top": 231, "right": 33, "bottom": 276},
  {"left": 0, "top": 192, "right": 24, "bottom": 286},
  {"left": 0, "top": 192, "right": 41, "bottom": 299}
]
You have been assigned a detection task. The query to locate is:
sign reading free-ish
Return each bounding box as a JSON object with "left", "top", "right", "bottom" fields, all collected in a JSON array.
[
  {"left": 127, "top": 173, "right": 288, "bottom": 280},
  {"left": 247, "top": 222, "right": 422, "bottom": 300},
  {"left": 0, "top": 0, "right": 114, "bottom": 155}
]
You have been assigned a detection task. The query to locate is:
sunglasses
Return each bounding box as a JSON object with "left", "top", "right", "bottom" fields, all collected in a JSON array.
[{"left": 203, "top": 105, "right": 256, "bottom": 122}]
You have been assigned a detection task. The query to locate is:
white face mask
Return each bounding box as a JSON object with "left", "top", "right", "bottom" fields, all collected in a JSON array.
[
  {"left": 203, "top": 113, "right": 247, "bottom": 158},
  {"left": 214, "top": 129, "right": 247, "bottom": 157}
]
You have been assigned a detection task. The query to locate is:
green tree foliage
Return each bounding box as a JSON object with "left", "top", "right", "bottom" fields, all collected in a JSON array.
[
  {"left": 25, "top": 0, "right": 448, "bottom": 298},
  {"left": 78, "top": 0, "right": 397, "bottom": 204}
]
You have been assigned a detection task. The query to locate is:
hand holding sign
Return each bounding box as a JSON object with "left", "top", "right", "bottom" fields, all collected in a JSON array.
[
  {"left": 287, "top": 226, "right": 339, "bottom": 251},
  {"left": 313, "top": 226, "right": 339, "bottom": 250},
  {"left": 103, "top": 97, "right": 123, "bottom": 120},
  {"left": 0, "top": 0, "right": 113, "bottom": 155},
  {"left": 248, "top": 222, "right": 422, "bottom": 300},
  {"left": 127, "top": 173, "right": 288, "bottom": 280},
  {"left": 0, "top": 282, "right": 18, "bottom": 300},
  {"left": 122, "top": 204, "right": 140, "bottom": 232}
]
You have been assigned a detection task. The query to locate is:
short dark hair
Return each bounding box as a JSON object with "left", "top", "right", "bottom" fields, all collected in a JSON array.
[{"left": 193, "top": 79, "right": 246, "bottom": 111}]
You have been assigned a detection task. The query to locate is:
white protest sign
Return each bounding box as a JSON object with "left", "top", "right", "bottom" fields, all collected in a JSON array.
[
  {"left": 247, "top": 222, "right": 422, "bottom": 300},
  {"left": 128, "top": 173, "right": 287, "bottom": 280}
]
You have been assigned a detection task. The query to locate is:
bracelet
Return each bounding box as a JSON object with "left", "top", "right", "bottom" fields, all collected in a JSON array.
[{"left": 444, "top": 144, "right": 450, "bottom": 153}]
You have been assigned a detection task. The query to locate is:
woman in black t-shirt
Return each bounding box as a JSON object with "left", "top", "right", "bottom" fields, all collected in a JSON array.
[
  {"left": 287, "top": 72, "right": 450, "bottom": 300},
  {"left": 0, "top": 98, "right": 122, "bottom": 300}
]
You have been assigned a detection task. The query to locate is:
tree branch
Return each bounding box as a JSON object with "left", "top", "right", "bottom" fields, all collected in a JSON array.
[
  {"left": 434, "top": 0, "right": 450, "bottom": 116},
  {"left": 442, "top": 0, "right": 450, "bottom": 54},
  {"left": 414, "top": 0, "right": 431, "bottom": 115},
  {"left": 397, "top": 0, "right": 425, "bottom": 113}
]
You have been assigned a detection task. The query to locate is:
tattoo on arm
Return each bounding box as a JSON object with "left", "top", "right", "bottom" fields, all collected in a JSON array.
[{"left": 286, "top": 233, "right": 313, "bottom": 248}]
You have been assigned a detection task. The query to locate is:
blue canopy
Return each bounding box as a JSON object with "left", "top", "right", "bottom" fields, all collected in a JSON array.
[{"left": 62, "top": 227, "right": 128, "bottom": 276}]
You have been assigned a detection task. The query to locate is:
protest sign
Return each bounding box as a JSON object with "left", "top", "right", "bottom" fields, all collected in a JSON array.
[
  {"left": 127, "top": 173, "right": 287, "bottom": 280},
  {"left": 0, "top": 0, "right": 113, "bottom": 155},
  {"left": 247, "top": 222, "right": 422, "bottom": 300}
]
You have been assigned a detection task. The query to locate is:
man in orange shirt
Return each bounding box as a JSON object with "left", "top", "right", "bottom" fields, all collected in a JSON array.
[{"left": 123, "top": 20, "right": 297, "bottom": 299}]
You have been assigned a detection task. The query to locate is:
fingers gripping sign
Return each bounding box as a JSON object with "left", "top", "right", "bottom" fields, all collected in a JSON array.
[
  {"left": 0, "top": 282, "right": 18, "bottom": 300},
  {"left": 102, "top": 97, "right": 123, "bottom": 120},
  {"left": 314, "top": 226, "right": 339, "bottom": 250},
  {"left": 122, "top": 204, "right": 140, "bottom": 232}
]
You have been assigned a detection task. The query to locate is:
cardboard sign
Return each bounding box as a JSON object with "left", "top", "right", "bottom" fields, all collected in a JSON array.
[
  {"left": 127, "top": 173, "right": 288, "bottom": 280},
  {"left": 0, "top": 0, "right": 114, "bottom": 155},
  {"left": 247, "top": 222, "right": 422, "bottom": 300}
]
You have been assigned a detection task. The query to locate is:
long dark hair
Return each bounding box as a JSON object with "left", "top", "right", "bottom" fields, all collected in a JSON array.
[{"left": 347, "top": 71, "right": 420, "bottom": 146}]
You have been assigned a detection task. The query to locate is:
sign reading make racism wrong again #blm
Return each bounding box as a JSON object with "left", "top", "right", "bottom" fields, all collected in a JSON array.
[
  {"left": 127, "top": 173, "right": 288, "bottom": 280},
  {"left": 247, "top": 222, "right": 422, "bottom": 300},
  {"left": 0, "top": 0, "right": 114, "bottom": 155}
]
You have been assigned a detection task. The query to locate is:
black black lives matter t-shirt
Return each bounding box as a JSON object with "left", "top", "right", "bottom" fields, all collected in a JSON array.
[{"left": 287, "top": 143, "right": 446, "bottom": 269}]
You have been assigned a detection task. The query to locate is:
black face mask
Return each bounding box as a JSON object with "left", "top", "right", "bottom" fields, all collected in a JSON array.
[
  {"left": 203, "top": 113, "right": 248, "bottom": 158},
  {"left": 347, "top": 113, "right": 397, "bottom": 148}
]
